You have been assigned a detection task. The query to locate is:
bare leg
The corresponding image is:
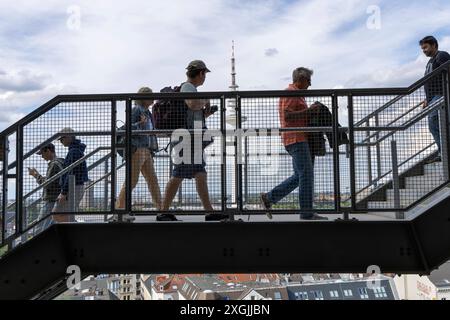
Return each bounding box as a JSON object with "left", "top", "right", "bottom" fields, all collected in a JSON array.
[
  {"left": 116, "top": 149, "right": 145, "bottom": 209},
  {"left": 162, "top": 177, "right": 183, "bottom": 211},
  {"left": 195, "top": 172, "right": 213, "bottom": 211},
  {"left": 141, "top": 152, "right": 162, "bottom": 210}
]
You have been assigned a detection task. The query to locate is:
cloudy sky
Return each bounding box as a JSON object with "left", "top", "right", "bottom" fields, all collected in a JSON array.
[{"left": 1, "top": 0, "right": 450, "bottom": 130}]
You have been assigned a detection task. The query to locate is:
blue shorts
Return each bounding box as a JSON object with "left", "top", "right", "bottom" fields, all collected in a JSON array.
[
  {"left": 170, "top": 138, "right": 208, "bottom": 179},
  {"left": 172, "top": 163, "right": 206, "bottom": 179}
]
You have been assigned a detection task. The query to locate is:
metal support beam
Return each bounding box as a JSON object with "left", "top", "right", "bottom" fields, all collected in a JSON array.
[
  {"left": 16, "top": 127, "right": 23, "bottom": 235},
  {"left": 1, "top": 136, "right": 8, "bottom": 245},
  {"left": 331, "top": 95, "right": 342, "bottom": 216},
  {"left": 375, "top": 114, "right": 382, "bottom": 185},
  {"left": 110, "top": 100, "right": 117, "bottom": 218},
  {"left": 391, "top": 140, "right": 403, "bottom": 220},
  {"left": 441, "top": 71, "right": 450, "bottom": 181},
  {"left": 347, "top": 96, "right": 357, "bottom": 212},
  {"left": 220, "top": 96, "right": 227, "bottom": 214},
  {"left": 124, "top": 99, "right": 132, "bottom": 222}
]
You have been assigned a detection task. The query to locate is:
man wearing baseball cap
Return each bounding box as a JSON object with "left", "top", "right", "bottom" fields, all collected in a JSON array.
[
  {"left": 160, "top": 60, "right": 227, "bottom": 221},
  {"left": 53, "top": 127, "right": 89, "bottom": 221}
]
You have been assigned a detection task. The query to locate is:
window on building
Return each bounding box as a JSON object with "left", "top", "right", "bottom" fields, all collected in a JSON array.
[
  {"left": 330, "top": 290, "right": 339, "bottom": 298},
  {"left": 373, "top": 287, "right": 388, "bottom": 298},
  {"left": 312, "top": 291, "right": 324, "bottom": 300},
  {"left": 343, "top": 289, "right": 353, "bottom": 297},
  {"left": 274, "top": 292, "right": 282, "bottom": 300},
  {"left": 359, "top": 288, "right": 369, "bottom": 299},
  {"left": 297, "top": 292, "right": 308, "bottom": 300}
]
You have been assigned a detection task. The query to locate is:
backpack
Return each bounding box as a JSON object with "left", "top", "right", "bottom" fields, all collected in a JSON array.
[
  {"left": 115, "top": 121, "right": 136, "bottom": 159},
  {"left": 152, "top": 85, "right": 188, "bottom": 130}
]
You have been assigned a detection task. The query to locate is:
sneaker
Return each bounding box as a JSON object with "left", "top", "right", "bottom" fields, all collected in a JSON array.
[
  {"left": 301, "top": 213, "right": 329, "bottom": 221},
  {"left": 156, "top": 213, "right": 179, "bottom": 222},
  {"left": 205, "top": 213, "right": 230, "bottom": 221},
  {"left": 425, "top": 155, "right": 442, "bottom": 164},
  {"left": 107, "top": 214, "right": 135, "bottom": 223},
  {"left": 124, "top": 214, "right": 136, "bottom": 222},
  {"left": 260, "top": 193, "right": 273, "bottom": 220}
]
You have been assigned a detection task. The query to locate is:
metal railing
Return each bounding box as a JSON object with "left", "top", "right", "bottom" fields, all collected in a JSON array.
[{"left": 0, "top": 61, "right": 449, "bottom": 252}]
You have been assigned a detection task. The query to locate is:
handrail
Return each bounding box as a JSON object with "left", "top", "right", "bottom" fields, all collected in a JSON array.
[
  {"left": 355, "top": 94, "right": 406, "bottom": 127},
  {"left": 355, "top": 98, "right": 444, "bottom": 147},
  {"left": 354, "top": 61, "right": 450, "bottom": 127},
  {"left": 0, "top": 131, "right": 111, "bottom": 175},
  {"left": 84, "top": 162, "right": 126, "bottom": 192},
  {"left": 360, "top": 100, "right": 425, "bottom": 144},
  {"left": 344, "top": 142, "right": 436, "bottom": 203},
  {"left": 7, "top": 147, "right": 110, "bottom": 209},
  {"left": 15, "top": 152, "right": 117, "bottom": 229}
]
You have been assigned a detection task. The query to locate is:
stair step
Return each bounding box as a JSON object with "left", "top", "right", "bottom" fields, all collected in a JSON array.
[
  {"left": 369, "top": 186, "right": 443, "bottom": 209},
  {"left": 386, "top": 189, "right": 430, "bottom": 203},
  {"left": 367, "top": 200, "right": 411, "bottom": 209},
  {"left": 405, "top": 176, "right": 445, "bottom": 191},
  {"left": 423, "top": 162, "right": 444, "bottom": 175},
  {"left": 364, "top": 211, "right": 405, "bottom": 219}
]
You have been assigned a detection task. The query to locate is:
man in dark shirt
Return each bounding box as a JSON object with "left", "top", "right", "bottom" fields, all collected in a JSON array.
[
  {"left": 28, "top": 143, "right": 64, "bottom": 230},
  {"left": 53, "top": 127, "right": 89, "bottom": 222},
  {"left": 420, "top": 36, "right": 450, "bottom": 163}
]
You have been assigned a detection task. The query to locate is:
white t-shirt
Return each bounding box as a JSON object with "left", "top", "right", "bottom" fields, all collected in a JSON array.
[{"left": 181, "top": 82, "right": 204, "bottom": 126}]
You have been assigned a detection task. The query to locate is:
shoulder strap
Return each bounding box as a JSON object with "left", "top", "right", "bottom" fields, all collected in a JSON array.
[
  {"left": 51, "top": 158, "right": 65, "bottom": 170},
  {"left": 174, "top": 82, "right": 186, "bottom": 92}
]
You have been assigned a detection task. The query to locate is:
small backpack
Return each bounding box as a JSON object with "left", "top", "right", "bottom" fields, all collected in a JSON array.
[
  {"left": 152, "top": 85, "right": 188, "bottom": 130},
  {"left": 115, "top": 121, "right": 137, "bottom": 159},
  {"left": 115, "top": 122, "right": 127, "bottom": 159}
]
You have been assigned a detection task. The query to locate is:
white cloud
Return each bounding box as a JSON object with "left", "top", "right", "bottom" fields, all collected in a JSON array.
[
  {"left": 265, "top": 48, "right": 279, "bottom": 57},
  {"left": 0, "top": 69, "right": 51, "bottom": 92},
  {"left": 0, "top": 0, "right": 449, "bottom": 131}
]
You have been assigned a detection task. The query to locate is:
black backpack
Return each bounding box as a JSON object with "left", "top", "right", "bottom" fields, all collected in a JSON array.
[
  {"left": 115, "top": 122, "right": 127, "bottom": 159},
  {"left": 115, "top": 121, "right": 137, "bottom": 159},
  {"left": 152, "top": 85, "right": 188, "bottom": 130}
]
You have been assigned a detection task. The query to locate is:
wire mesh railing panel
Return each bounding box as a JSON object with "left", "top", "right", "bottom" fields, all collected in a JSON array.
[
  {"left": 0, "top": 139, "right": 4, "bottom": 245},
  {"left": 4, "top": 133, "right": 17, "bottom": 241},
  {"left": 125, "top": 96, "right": 223, "bottom": 213},
  {"left": 21, "top": 101, "right": 112, "bottom": 230},
  {"left": 352, "top": 71, "right": 449, "bottom": 210},
  {"left": 240, "top": 95, "right": 339, "bottom": 213}
]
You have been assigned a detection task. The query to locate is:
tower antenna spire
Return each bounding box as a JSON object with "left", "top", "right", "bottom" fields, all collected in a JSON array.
[{"left": 229, "top": 40, "right": 239, "bottom": 91}]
